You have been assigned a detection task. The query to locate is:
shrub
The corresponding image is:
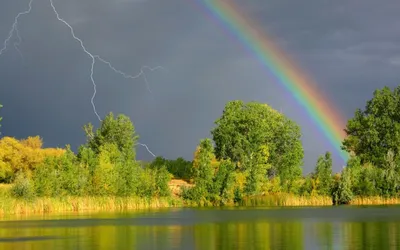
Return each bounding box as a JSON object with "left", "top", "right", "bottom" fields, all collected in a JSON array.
[{"left": 11, "top": 172, "right": 35, "bottom": 200}]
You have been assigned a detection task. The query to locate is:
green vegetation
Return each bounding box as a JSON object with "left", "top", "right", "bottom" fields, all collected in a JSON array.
[
  {"left": 150, "top": 156, "right": 193, "bottom": 180},
  {"left": 342, "top": 86, "right": 400, "bottom": 166},
  {"left": 0, "top": 112, "right": 173, "bottom": 215},
  {"left": 1, "top": 86, "right": 400, "bottom": 215}
]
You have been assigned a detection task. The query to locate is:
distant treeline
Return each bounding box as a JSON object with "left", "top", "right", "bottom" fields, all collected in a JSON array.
[{"left": 1, "top": 86, "right": 400, "bottom": 207}]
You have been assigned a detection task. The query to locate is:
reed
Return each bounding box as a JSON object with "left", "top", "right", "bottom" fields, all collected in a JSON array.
[
  {"left": 0, "top": 196, "right": 182, "bottom": 217},
  {"left": 240, "top": 194, "right": 332, "bottom": 207},
  {"left": 350, "top": 196, "right": 400, "bottom": 205}
]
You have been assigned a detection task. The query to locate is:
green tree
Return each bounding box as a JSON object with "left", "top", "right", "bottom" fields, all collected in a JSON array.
[
  {"left": 210, "top": 159, "right": 235, "bottom": 205},
  {"left": 77, "top": 145, "right": 98, "bottom": 177},
  {"left": 90, "top": 143, "right": 120, "bottom": 196},
  {"left": 150, "top": 156, "right": 193, "bottom": 180},
  {"left": 83, "top": 112, "right": 139, "bottom": 161},
  {"left": 342, "top": 86, "right": 400, "bottom": 166},
  {"left": 150, "top": 156, "right": 167, "bottom": 170},
  {"left": 332, "top": 167, "right": 353, "bottom": 205},
  {"left": 183, "top": 139, "right": 215, "bottom": 204},
  {"left": 314, "top": 152, "right": 333, "bottom": 196},
  {"left": 379, "top": 150, "right": 400, "bottom": 196},
  {"left": 193, "top": 139, "right": 215, "bottom": 189},
  {"left": 211, "top": 101, "right": 303, "bottom": 189},
  {"left": 244, "top": 145, "right": 270, "bottom": 195}
]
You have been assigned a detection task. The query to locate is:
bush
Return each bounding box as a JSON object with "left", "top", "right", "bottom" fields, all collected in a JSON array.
[
  {"left": 155, "top": 167, "right": 171, "bottom": 197},
  {"left": 33, "top": 157, "right": 61, "bottom": 197},
  {"left": 332, "top": 169, "right": 353, "bottom": 205},
  {"left": 11, "top": 172, "right": 35, "bottom": 200}
]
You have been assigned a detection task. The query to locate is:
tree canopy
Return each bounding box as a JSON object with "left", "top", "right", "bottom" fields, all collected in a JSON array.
[
  {"left": 342, "top": 86, "right": 400, "bottom": 166},
  {"left": 313, "top": 152, "right": 333, "bottom": 196},
  {"left": 83, "top": 112, "right": 139, "bottom": 160},
  {"left": 211, "top": 101, "right": 304, "bottom": 188},
  {"left": 0, "top": 136, "right": 65, "bottom": 182}
]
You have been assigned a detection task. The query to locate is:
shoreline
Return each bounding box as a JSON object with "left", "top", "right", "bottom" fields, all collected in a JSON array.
[{"left": 2, "top": 194, "right": 400, "bottom": 218}]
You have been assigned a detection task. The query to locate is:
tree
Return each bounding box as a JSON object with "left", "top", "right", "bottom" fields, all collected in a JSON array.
[
  {"left": 342, "top": 86, "right": 400, "bottom": 166},
  {"left": 0, "top": 136, "right": 65, "bottom": 182},
  {"left": 183, "top": 139, "right": 215, "bottom": 204},
  {"left": 150, "top": 156, "right": 193, "bottom": 180},
  {"left": 332, "top": 168, "right": 353, "bottom": 205},
  {"left": 379, "top": 150, "right": 400, "bottom": 196},
  {"left": 83, "top": 112, "right": 139, "bottom": 161},
  {"left": 244, "top": 145, "right": 271, "bottom": 195},
  {"left": 314, "top": 152, "right": 333, "bottom": 196},
  {"left": 193, "top": 139, "right": 215, "bottom": 187},
  {"left": 211, "top": 101, "right": 303, "bottom": 188},
  {"left": 210, "top": 159, "right": 235, "bottom": 204}
]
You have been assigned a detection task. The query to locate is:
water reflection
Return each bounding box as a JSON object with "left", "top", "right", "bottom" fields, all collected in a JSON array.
[{"left": 1, "top": 207, "right": 400, "bottom": 249}]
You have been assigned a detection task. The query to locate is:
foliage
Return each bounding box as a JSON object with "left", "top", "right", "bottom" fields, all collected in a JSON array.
[
  {"left": 33, "top": 147, "right": 88, "bottom": 197},
  {"left": 84, "top": 112, "right": 138, "bottom": 161},
  {"left": 342, "top": 86, "right": 400, "bottom": 166},
  {"left": 154, "top": 166, "right": 172, "bottom": 197},
  {"left": 313, "top": 152, "right": 333, "bottom": 196},
  {"left": 5, "top": 94, "right": 400, "bottom": 208},
  {"left": 184, "top": 139, "right": 215, "bottom": 203},
  {"left": 332, "top": 168, "right": 353, "bottom": 205},
  {"left": 77, "top": 145, "right": 98, "bottom": 176},
  {"left": 379, "top": 150, "right": 400, "bottom": 196},
  {"left": 0, "top": 136, "right": 65, "bottom": 182},
  {"left": 150, "top": 156, "right": 193, "bottom": 180},
  {"left": 11, "top": 171, "right": 35, "bottom": 200},
  {"left": 211, "top": 101, "right": 303, "bottom": 190},
  {"left": 243, "top": 145, "right": 271, "bottom": 195}
]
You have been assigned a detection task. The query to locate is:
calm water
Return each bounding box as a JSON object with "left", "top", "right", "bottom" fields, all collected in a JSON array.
[{"left": 1, "top": 206, "right": 400, "bottom": 249}]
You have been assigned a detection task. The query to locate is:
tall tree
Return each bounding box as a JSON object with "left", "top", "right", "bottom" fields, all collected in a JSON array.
[
  {"left": 314, "top": 152, "right": 333, "bottom": 196},
  {"left": 332, "top": 167, "right": 353, "bottom": 205},
  {"left": 211, "top": 101, "right": 303, "bottom": 188},
  {"left": 184, "top": 138, "right": 215, "bottom": 203},
  {"left": 83, "top": 112, "right": 139, "bottom": 161},
  {"left": 342, "top": 86, "right": 400, "bottom": 166}
]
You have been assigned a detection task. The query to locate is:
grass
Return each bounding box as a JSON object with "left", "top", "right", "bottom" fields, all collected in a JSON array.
[
  {"left": 0, "top": 183, "right": 184, "bottom": 217},
  {"left": 240, "top": 194, "right": 333, "bottom": 207},
  {"left": 0, "top": 195, "right": 182, "bottom": 218},
  {"left": 4, "top": 182, "right": 400, "bottom": 217},
  {"left": 350, "top": 196, "right": 400, "bottom": 205}
]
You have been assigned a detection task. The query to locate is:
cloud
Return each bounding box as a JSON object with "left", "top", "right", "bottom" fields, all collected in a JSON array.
[{"left": 1, "top": 0, "right": 399, "bottom": 172}]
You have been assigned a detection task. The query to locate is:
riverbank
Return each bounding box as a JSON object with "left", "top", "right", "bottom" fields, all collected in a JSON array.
[
  {"left": 3, "top": 181, "right": 400, "bottom": 217},
  {"left": 350, "top": 197, "right": 400, "bottom": 205},
  {"left": 0, "top": 196, "right": 182, "bottom": 217},
  {"left": 3, "top": 194, "right": 400, "bottom": 217}
]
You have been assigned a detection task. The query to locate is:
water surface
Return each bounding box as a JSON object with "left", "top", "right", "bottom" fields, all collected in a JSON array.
[{"left": 1, "top": 206, "right": 400, "bottom": 249}]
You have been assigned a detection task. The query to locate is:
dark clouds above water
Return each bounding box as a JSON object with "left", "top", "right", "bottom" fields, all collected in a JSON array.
[{"left": 0, "top": 0, "right": 399, "bottom": 172}]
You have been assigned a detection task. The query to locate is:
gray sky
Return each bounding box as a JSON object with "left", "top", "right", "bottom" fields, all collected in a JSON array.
[{"left": 0, "top": 0, "right": 399, "bottom": 173}]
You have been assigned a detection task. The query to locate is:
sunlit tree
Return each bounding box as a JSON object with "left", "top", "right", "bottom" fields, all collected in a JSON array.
[
  {"left": 211, "top": 101, "right": 303, "bottom": 190},
  {"left": 343, "top": 86, "right": 400, "bottom": 166}
]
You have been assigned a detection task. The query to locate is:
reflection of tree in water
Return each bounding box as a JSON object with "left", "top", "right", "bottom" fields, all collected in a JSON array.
[
  {"left": 193, "top": 221, "right": 303, "bottom": 250},
  {"left": 2, "top": 214, "right": 400, "bottom": 249},
  {"left": 340, "top": 222, "right": 400, "bottom": 250}
]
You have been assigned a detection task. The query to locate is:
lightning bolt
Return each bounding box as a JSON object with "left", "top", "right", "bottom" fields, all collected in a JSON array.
[
  {"left": 1, "top": 0, "right": 162, "bottom": 158},
  {"left": 0, "top": 0, "right": 33, "bottom": 57},
  {"left": 137, "top": 143, "right": 156, "bottom": 157}
]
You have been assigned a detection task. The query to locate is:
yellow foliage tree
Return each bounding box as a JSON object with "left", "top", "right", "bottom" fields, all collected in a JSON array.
[{"left": 0, "top": 136, "right": 65, "bottom": 181}]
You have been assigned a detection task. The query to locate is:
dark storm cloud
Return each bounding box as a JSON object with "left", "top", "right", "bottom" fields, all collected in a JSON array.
[{"left": 0, "top": 0, "right": 399, "bottom": 172}]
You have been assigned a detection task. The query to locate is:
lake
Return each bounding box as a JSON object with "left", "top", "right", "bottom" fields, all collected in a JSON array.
[{"left": 0, "top": 206, "right": 400, "bottom": 249}]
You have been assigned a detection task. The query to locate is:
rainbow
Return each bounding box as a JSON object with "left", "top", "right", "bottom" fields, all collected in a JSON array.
[{"left": 196, "top": 0, "right": 349, "bottom": 162}]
